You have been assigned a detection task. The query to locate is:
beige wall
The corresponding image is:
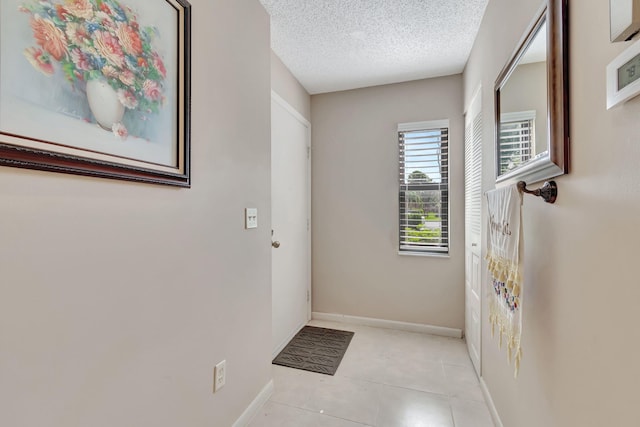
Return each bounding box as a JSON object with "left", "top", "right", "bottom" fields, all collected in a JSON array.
[
  {"left": 0, "top": 1, "right": 272, "bottom": 426},
  {"left": 271, "top": 51, "right": 311, "bottom": 121},
  {"left": 311, "top": 76, "right": 465, "bottom": 329},
  {"left": 464, "top": 0, "right": 640, "bottom": 425}
]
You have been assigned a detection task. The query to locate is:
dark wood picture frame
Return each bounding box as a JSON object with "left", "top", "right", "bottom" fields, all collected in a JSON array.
[{"left": 0, "top": 0, "right": 191, "bottom": 187}]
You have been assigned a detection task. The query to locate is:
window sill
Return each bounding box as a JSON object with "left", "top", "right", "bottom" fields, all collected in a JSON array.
[{"left": 398, "top": 251, "right": 450, "bottom": 259}]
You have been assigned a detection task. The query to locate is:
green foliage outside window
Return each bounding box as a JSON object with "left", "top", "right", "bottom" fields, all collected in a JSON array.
[{"left": 404, "top": 227, "right": 442, "bottom": 243}]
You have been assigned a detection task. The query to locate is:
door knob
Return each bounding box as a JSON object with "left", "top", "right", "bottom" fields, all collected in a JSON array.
[{"left": 272, "top": 241, "right": 281, "bottom": 248}]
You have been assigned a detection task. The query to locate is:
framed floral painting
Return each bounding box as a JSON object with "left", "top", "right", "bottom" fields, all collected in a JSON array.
[{"left": 0, "top": 0, "right": 191, "bottom": 186}]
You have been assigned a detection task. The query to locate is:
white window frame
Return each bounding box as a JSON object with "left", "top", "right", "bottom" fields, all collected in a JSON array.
[
  {"left": 498, "top": 110, "right": 536, "bottom": 175},
  {"left": 398, "top": 120, "right": 450, "bottom": 256}
]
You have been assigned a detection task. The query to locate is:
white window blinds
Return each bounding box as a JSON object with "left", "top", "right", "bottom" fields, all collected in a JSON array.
[
  {"left": 498, "top": 111, "right": 535, "bottom": 175},
  {"left": 398, "top": 120, "right": 449, "bottom": 254}
]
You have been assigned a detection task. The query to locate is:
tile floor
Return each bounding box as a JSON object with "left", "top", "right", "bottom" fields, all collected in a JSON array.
[{"left": 248, "top": 319, "right": 495, "bottom": 427}]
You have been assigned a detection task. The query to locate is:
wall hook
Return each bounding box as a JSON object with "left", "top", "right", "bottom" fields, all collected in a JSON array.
[{"left": 517, "top": 181, "right": 558, "bottom": 204}]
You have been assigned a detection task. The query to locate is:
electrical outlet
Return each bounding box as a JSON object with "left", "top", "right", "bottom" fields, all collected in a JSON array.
[{"left": 213, "top": 360, "right": 226, "bottom": 393}]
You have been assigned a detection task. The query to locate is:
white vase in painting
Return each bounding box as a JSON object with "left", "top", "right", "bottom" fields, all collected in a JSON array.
[{"left": 86, "top": 79, "right": 125, "bottom": 131}]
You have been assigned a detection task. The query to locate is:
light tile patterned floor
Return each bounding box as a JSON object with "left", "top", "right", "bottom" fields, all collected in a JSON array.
[{"left": 248, "top": 320, "right": 495, "bottom": 427}]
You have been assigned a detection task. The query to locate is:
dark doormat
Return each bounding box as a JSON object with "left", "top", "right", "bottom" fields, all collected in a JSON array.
[{"left": 272, "top": 326, "right": 354, "bottom": 375}]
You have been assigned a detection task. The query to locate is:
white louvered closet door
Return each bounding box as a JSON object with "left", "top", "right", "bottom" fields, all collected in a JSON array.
[{"left": 464, "top": 88, "right": 483, "bottom": 377}]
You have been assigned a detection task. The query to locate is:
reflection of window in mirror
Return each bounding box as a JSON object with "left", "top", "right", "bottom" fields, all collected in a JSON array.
[
  {"left": 496, "top": 20, "right": 548, "bottom": 177},
  {"left": 499, "top": 111, "right": 535, "bottom": 174}
]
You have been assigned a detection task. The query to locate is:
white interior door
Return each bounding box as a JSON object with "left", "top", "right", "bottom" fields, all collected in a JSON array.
[
  {"left": 271, "top": 92, "right": 311, "bottom": 357},
  {"left": 464, "top": 88, "right": 483, "bottom": 376}
]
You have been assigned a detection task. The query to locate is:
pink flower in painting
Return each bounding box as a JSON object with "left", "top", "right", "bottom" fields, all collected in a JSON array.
[
  {"left": 116, "top": 23, "right": 142, "bottom": 55},
  {"left": 30, "top": 15, "right": 67, "bottom": 61},
  {"left": 101, "top": 65, "right": 119, "bottom": 79},
  {"left": 142, "top": 79, "right": 163, "bottom": 102},
  {"left": 65, "top": 22, "right": 89, "bottom": 45},
  {"left": 119, "top": 69, "right": 135, "bottom": 86},
  {"left": 93, "top": 30, "right": 125, "bottom": 68},
  {"left": 117, "top": 89, "right": 138, "bottom": 109},
  {"left": 112, "top": 122, "right": 128, "bottom": 140},
  {"left": 70, "top": 48, "right": 91, "bottom": 71},
  {"left": 95, "top": 11, "right": 116, "bottom": 30},
  {"left": 64, "top": 0, "right": 93, "bottom": 20},
  {"left": 153, "top": 53, "right": 167, "bottom": 78},
  {"left": 23, "top": 47, "right": 54, "bottom": 75}
]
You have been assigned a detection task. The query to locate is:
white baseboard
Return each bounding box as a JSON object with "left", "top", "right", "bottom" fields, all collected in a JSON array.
[
  {"left": 311, "top": 312, "right": 462, "bottom": 339},
  {"left": 232, "top": 380, "right": 274, "bottom": 427},
  {"left": 480, "top": 377, "right": 504, "bottom": 427}
]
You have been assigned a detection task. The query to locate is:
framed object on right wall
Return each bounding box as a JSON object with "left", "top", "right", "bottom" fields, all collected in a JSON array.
[
  {"left": 610, "top": 0, "right": 640, "bottom": 42},
  {"left": 494, "top": 0, "right": 569, "bottom": 185},
  {"left": 607, "top": 38, "right": 640, "bottom": 108}
]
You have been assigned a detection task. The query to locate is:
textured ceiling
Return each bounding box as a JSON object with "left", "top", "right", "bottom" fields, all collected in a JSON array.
[{"left": 260, "top": 0, "right": 489, "bottom": 94}]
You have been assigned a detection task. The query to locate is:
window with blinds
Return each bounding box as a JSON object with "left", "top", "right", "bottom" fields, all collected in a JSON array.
[
  {"left": 398, "top": 120, "right": 449, "bottom": 254},
  {"left": 498, "top": 111, "right": 535, "bottom": 175}
]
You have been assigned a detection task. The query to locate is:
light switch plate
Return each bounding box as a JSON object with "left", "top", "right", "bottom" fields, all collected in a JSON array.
[
  {"left": 214, "top": 360, "right": 226, "bottom": 393},
  {"left": 245, "top": 208, "right": 258, "bottom": 229}
]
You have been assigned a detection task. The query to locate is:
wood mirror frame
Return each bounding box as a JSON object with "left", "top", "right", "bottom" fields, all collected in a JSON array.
[{"left": 495, "top": 0, "right": 569, "bottom": 184}]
